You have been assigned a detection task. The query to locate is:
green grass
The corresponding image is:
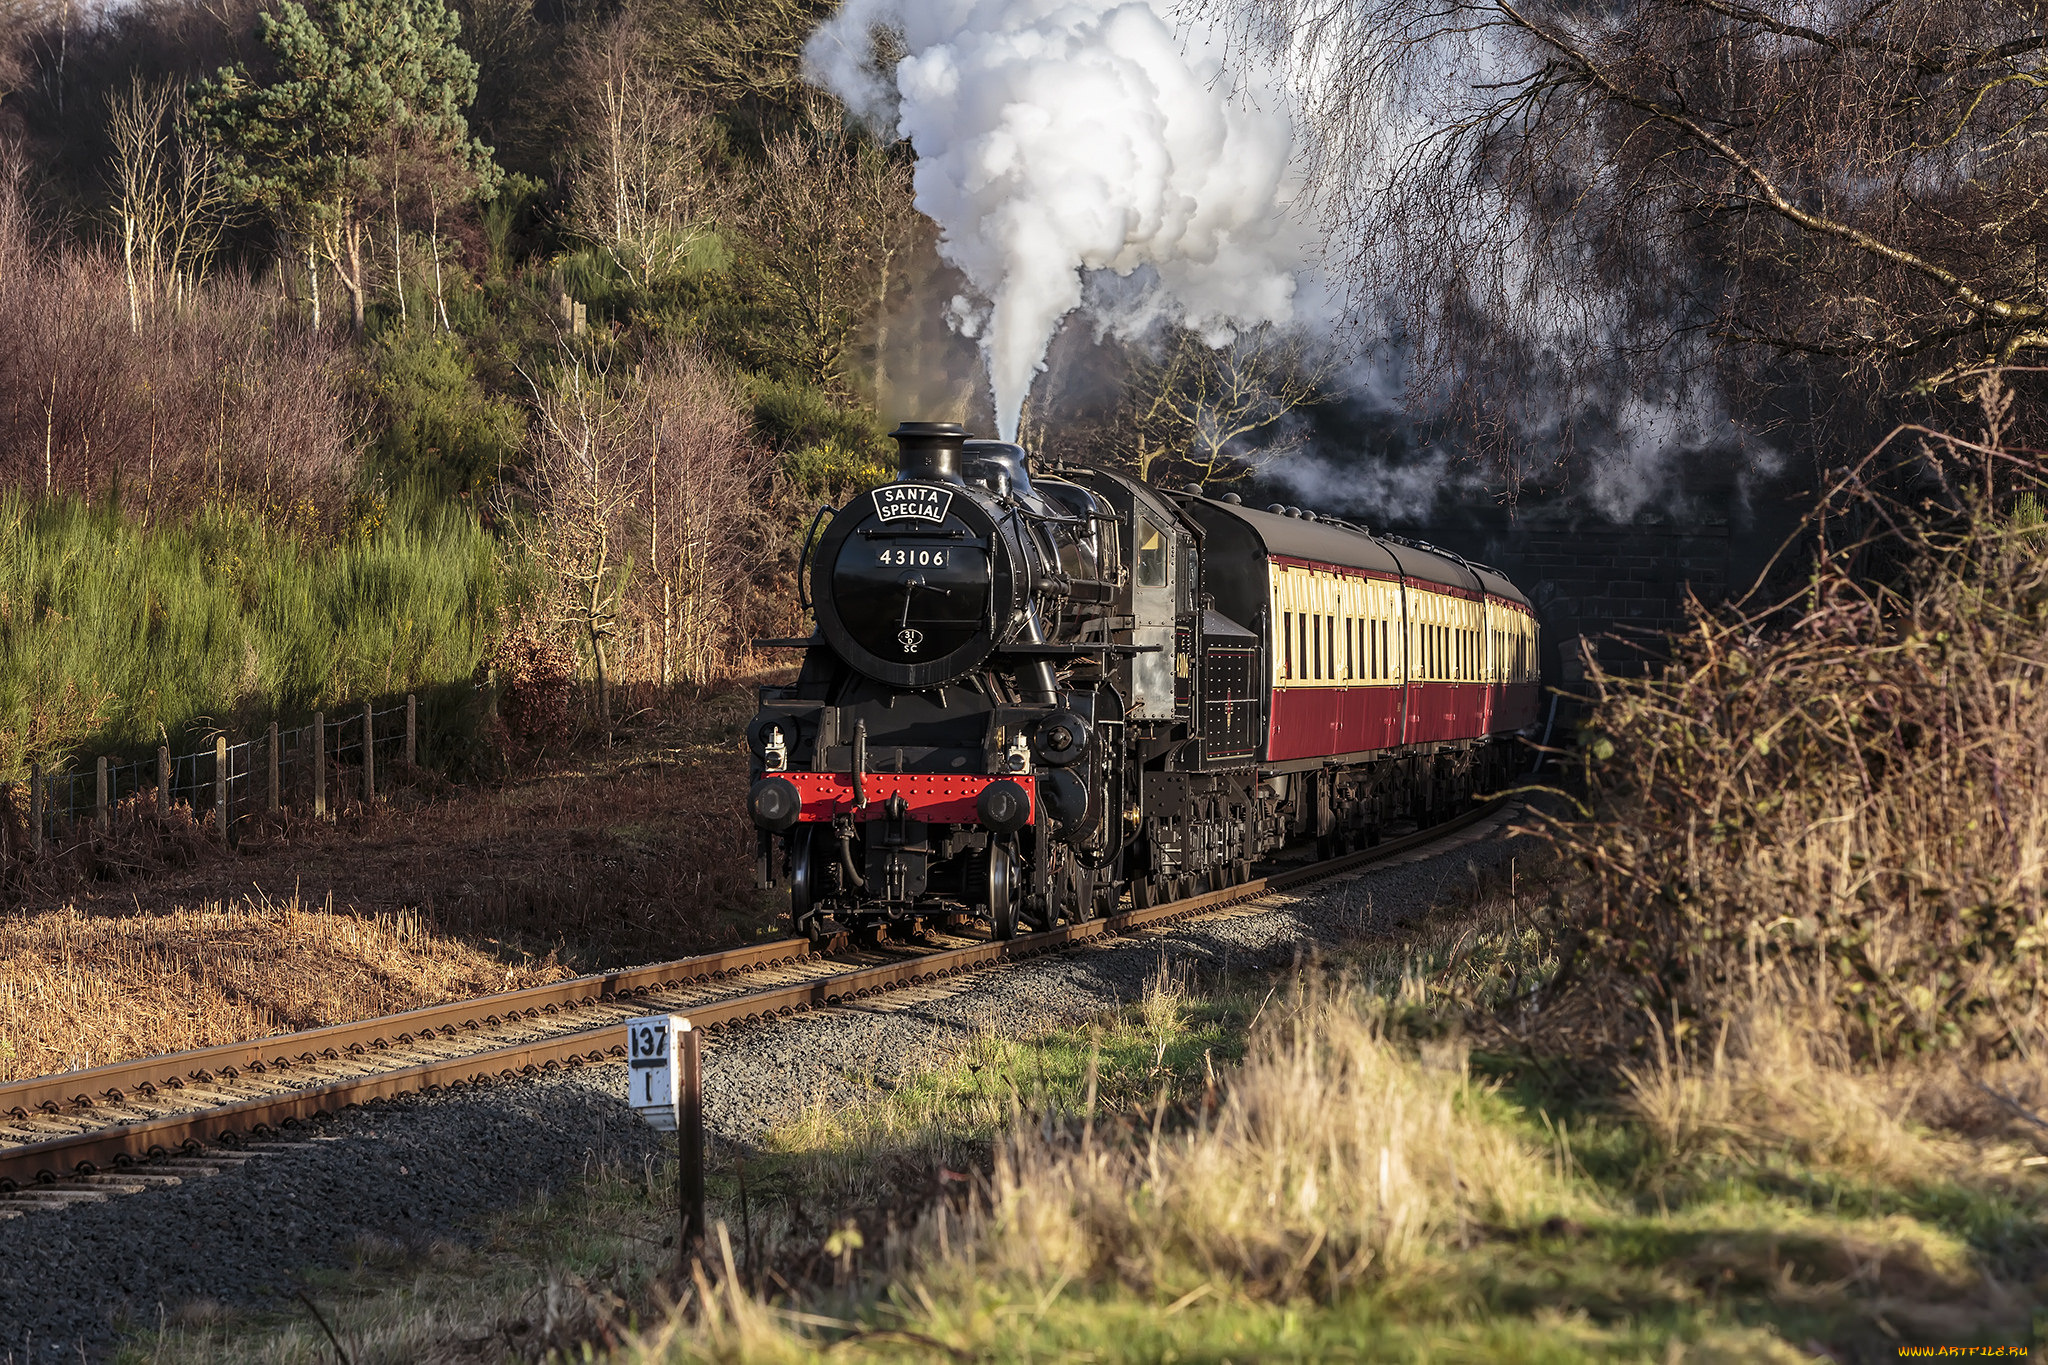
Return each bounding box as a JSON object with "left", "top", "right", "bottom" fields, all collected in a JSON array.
[{"left": 0, "top": 491, "right": 503, "bottom": 775}]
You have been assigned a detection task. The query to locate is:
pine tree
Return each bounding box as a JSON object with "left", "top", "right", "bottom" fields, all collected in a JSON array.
[{"left": 191, "top": 0, "right": 499, "bottom": 331}]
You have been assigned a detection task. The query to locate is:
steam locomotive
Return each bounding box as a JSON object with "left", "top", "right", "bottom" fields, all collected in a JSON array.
[{"left": 746, "top": 422, "right": 1540, "bottom": 942}]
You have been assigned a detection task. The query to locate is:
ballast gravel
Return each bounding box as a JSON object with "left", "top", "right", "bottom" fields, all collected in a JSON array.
[{"left": 0, "top": 816, "right": 1520, "bottom": 1362}]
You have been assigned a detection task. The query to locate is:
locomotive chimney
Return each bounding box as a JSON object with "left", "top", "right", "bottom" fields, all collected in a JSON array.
[{"left": 889, "top": 421, "right": 968, "bottom": 484}]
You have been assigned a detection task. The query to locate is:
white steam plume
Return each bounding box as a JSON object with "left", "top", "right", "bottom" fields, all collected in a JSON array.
[{"left": 807, "top": 0, "right": 1317, "bottom": 439}]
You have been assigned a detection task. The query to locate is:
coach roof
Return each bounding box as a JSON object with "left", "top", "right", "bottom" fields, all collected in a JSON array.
[{"left": 1189, "top": 496, "right": 1532, "bottom": 610}]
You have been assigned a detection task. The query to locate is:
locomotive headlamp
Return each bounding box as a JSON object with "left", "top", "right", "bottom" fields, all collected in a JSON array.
[
  {"left": 977, "top": 778, "right": 1032, "bottom": 833},
  {"left": 748, "top": 776, "right": 803, "bottom": 832}
]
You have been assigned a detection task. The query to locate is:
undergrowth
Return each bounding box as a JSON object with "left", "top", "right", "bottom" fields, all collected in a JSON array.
[
  {"left": 0, "top": 489, "right": 501, "bottom": 775},
  {"left": 1529, "top": 381, "right": 2048, "bottom": 1130},
  {"left": 120, "top": 870, "right": 2048, "bottom": 1364}
]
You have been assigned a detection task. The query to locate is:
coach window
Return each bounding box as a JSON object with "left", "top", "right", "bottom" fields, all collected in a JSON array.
[
  {"left": 1136, "top": 517, "right": 1169, "bottom": 588},
  {"left": 1312, "top": 614, "right": 1323, "bottom": 679},
  {"left": 1282, "top": 611, "right": 1293, "bottom": 679}
]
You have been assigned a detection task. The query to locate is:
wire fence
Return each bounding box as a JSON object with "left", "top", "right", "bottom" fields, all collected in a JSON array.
[{"left": 18, "top": 695, "right": 422, "bottom": 853}]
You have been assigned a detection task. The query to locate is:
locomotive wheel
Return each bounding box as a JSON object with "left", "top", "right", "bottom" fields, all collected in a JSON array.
[
  {"left": 1059, "top": 861, "right": 1096, "bottom": 923},
  {"left": 988, "top": 844, "right": 1019, "bottom": 940},
  {"left": 789, "top": 826, "right": 823, "bottom": 947}
]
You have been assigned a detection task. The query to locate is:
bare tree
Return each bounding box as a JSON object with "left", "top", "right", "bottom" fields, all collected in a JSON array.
[
  {"left": 510, "top": 360, "right": 639, "bottom": 729},
  {"left": 1117, "top": 325, "right": 1331, "bottom": 485},
  {"left": 0, "top": 1, "right": 54, "bottom": 122},
  {"left": 743, "top": 103, "right": 917, "bottom": 394},
  {"left": 637, "top": 346, "right": 766, "bottom": 684},
  {"left": 1202, "top": 0, "right": 2048, "bottom": 456},
  {"left": 510, "top": 346, "right": 771, "bottom": 699},
  {"left": 568, "top": 22, "right": 708, "bottom": 291},
  {"left": 107, "top": 78, "right": 232, "bottom": 334},
  {"left": 649, "top": 0, "right": 839, "bottom": 110},
  {"left": 0, "top": 181, "right": 354, "bottom": 516}
]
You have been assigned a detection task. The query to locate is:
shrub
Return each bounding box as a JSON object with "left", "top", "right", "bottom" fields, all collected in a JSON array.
[
  {"left": 0, "top": 491, "right": 501, "bottom": 774},
  {"left": 0, "top": 183, "right": 355, "bottom": 519},
  {"left": 1544, "top": 386, "right": 2048, "bottom": 1066},
  {"left": 485, "top": 618, "right": 575, "bottom": 748},
  {"left": 366, "top": 328, "right": 525, "bottom": 500},
  {"left": 746, "top": 374, "right": 890, "bottom": 498}
]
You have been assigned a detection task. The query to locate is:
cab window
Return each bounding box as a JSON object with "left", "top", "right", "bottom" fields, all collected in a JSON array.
[{"left": 1137, "top": 518, "right": 1169, "bottom": 588}]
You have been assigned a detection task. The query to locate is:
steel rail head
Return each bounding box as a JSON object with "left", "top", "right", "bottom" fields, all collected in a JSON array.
[
  {"left": 0, "top": 936, "right": 815, "bottom": 1120},
  {"left": 0, "top": 800, "right": 1514, "bottom": 1193}
]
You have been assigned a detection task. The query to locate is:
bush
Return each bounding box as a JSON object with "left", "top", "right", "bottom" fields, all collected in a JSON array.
[
  {"left": 0, "top": 491, "right": 501, "bottom": 775},
  {"left": 367, "top": 328, "right": 525, "bottom": 500},
  {"left": 485, "top": 617, "right": 575, "bottom": 748},
  {"left": 746, "top": 374, "right": 890, "bottom": 498},
  {"left": 1544, "top": 389, "right": 2048, "bottom": 1066},
  {"left": 0, "top": 184, "right": 355, "bottom": 519}
]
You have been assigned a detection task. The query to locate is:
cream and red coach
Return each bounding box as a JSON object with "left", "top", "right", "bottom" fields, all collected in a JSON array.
[{"left": 747, "top": 422, "right": 1541, "bottom": 944}]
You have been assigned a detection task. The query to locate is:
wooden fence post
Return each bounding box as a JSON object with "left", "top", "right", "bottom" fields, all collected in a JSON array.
[
  {"left": 313, "top": 713, "right": 326, "bottom": 818},
  {"left": 405, "top": 694, "right": 416, "bottom": 767},
  {"left": 95, "top": 756, "right": 109, "bottom": 831},
  {"left": 363, "top": 701, "right": 376, "bottom": 803},
  {"left": 29, "top": 761, "right": 41, "bottom": 855},
  {"left": 679, "top": 1021, "right": 704, "bottom": 1256},
  {"left": 268, "top": 722, "right": 280, "bottom": 815},
  {"left": 157, "top": 745, "right": 170, "bottom": 815},
  {"left": 214, "top": 736, "right": 228, "bottom": 840}
]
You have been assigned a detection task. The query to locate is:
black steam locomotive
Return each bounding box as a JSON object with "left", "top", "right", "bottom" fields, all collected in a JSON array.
[{"left": 747, "top": 422, "right": 1540, "bottom": 942}]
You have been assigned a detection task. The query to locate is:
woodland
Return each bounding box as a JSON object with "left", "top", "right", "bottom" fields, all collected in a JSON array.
[{"left": 0, "top": 0, "right": 1326, "bottom": 777}]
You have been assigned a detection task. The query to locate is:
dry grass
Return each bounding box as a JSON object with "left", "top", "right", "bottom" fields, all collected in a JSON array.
[
  {"left": 0, "top": 894, "right": 574, "bottom": 1080},
  {"left": 0, "top": 684, "right": 781, "bottom": 1082},
  {"left": 119, "top": 906, "right": 2046, "bottom": 1363},
  {"left": 941, "top": 974, "right": 1559, "bottom": 1301}
]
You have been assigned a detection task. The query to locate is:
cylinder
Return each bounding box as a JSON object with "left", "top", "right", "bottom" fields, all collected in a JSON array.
[{"left": 888, "top": 421, "right": 967, "bottom": 484}]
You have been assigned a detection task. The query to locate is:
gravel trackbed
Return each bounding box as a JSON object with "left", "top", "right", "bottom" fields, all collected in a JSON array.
[{"left": 0, "top": 816, "right": 1517, "bottom": 1362}]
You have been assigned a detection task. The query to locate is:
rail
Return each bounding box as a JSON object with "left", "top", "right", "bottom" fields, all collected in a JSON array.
[{"left": 0, "top": 798, "right": 1513, "bottom": 1192}]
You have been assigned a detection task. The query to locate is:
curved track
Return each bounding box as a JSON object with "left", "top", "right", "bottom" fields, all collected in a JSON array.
[{"left": 0, "top": 798, "right": 1514, "bottom": 1202}]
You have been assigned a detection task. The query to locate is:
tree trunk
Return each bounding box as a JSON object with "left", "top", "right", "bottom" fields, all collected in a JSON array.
[
  {"left": 590, "top": 617, "right": 611, "bottom": 733},
  {"left": 122, "top": 217, "right": 141, "bottom": 337},
  {"left": 345, "top": 220, "right": 367, "bottom": 333},
  {"left": 308, "top": 240, "right": 322, "bottom": 330},
  {"left": 391, "top": 182, "right": 406, "bottom": 324}
]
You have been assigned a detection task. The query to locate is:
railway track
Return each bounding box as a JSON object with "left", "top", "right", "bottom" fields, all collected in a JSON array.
[{"left": 0, "top": 798, "right": 1516, "bottom": 1209}]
